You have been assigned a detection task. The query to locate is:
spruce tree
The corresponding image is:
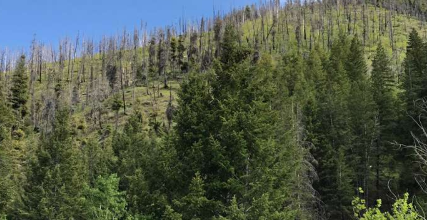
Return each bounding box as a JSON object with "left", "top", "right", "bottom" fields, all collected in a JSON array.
[
  {"left": 371, "top": 42, "right": 399, "bottom": 203},
  {"left": 312, "top": 35, "right": 354, "bottom": 219},
  {"left": 9, "top": 55, "right": 28, "bottom": 118},
  {"left": 20, "top": 108, "right": 86, "bottom": 219},
  {"left": 83, "top": 138, "right": 114, "bottom": 185},
  {"left": 0, "top": 92, "right": 16, "bottom": 216},
  {"left": 345, "top": 37, "right": 378, "bottom": 207},
  {"left": 372, "top": 43, "right": 396, "bottom": 123},
  {"left": 173, "top": 23, "right": 299, "bottom": 219},
  {"left": 173, "top": 172, "right": 214, "bottom": 220},
  {"left": 399, "top": 29, "right": 427, "bottom": 202},
  {"left": 83, "top": 174, "right": 127, "bottom": 220},
  {"left": 112, "top": 112, "right": 178, "bottom": 218},
  {"left": 401, "top": 29, "right": 426, "bottom": 138}
]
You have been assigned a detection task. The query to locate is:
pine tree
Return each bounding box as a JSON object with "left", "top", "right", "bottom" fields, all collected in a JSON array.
[
  {"left": 173, "top": 24, "right": 298, "bottom": 218},
  {"left": 83, "top": 138, "right": 114, "bottom": 185},
  {"left": 112, "top": 112, "right": 178, "bottom": 218},
  {"left": 177, "top": 35, "right": 187, "bottom": 73},
  {"left": 0, "top": 92, "right": 17, "bottom": 216},
  {"left": 371, "top": 42, "right": 399, "bottom": 204},
  {"left": 106, "top": 64, "right": 118, "bottom": 92},
  {"left": 401, "top": 29, "right": 426, "bottom": 139},
  {"left": 345, "top": 38, "right": 367, "bottom": 82},
  {"left": 372, "top": 43, "right": 396, "bottom": 125},
  {"left": 275, "top": 49, "right": 320, "bottom": 219},
  {"left": 170, "top": 37, "right": 178, "bottom": 75},
  {"left": 173, "top": 172, "right": 214, "bottom": 220},
  {"left": 399, "top": 29, "right": 427, "bottom": 203},
  {"left": 83, "top": 174, "right": 127, "bottom": 220},
  {"left": 20, "top": 108, "right": 87, "bottom": 219},
  {"left": 312, "top": 35, "right": 355, "bottom": 219},
  {"left": 148, "top": 36, "right": 157, "bottom": 75},
  {"left": 345, "top": 37, "right": 378, "bottom": 207},
  {"left": 9, "top": 55, "right": 28, "bottom": 118},
  {"left": 111, "top": 94, "right": 122, "bottom": 130}
]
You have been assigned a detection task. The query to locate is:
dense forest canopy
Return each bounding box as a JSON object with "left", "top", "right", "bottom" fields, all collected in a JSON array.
[{"left": 2, "top": 0, "right": 427, "bottom": 219}]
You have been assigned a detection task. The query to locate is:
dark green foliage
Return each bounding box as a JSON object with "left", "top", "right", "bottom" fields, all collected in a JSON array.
[
  {"left": 371, "top": 43, "right": 400, "bottom": 204},
  {"left": 401, "top": 29, "right": 426, "bottom": 138},
  {"left": 399, "top": 29, "right": 427, "bottom": 202},
  {"left": 177, "top": 35, "right": 188, "bottom": 73},
  {"left": 20, "top": 108, "right": 87, "bottom": 219},
  {"left": 172, "top": 24, "right": 300, "bottom": 219},
  {"left": 112, "top": 94, "right": 123, "bottom": 129},
  {"left": 346, "top": 38, "right": 378, "bottom": 209},
  {"left": 311, "top": 36, "right": 354, "bottom": 219},
  {"left": 219, "top": 24, "right": 251, "bottom": 69},
  {"left": 372, "top": 43, "right": 396, "bottom": 125},
  {"left": 111, "top": 94, "right": 123, "bottom": 112},
  {"left": 149, "top": 36, "right": 157, "bottom": 74},
  {"left": 9, "top": 55, "right": 28, "bottom": 118},
  {"left": 0, "top": 93, "right": 14, "bottom": 142},
  {"left": 0, "top": 94, "right": 16, "bottom": 216},
  {"left": 346, "top": 38, "right": 368, "bottom": 82},
  {"left": 170, "top": 37, "right": 178, "bottom": 74},
  {"left": 173, "top": 172, "right": 214, "bottom": 220},
  {"left": 111, "top": 112, "right": 179, "bottom": 218},
  {"left": 83, "top": 138, "right": 114, "bottom": 184},
  {"left": 106, "top": 64, "right": 118, "bottom": 91},
  {"left": 277, "top": 52, "right": 305, "bottom": 97}
]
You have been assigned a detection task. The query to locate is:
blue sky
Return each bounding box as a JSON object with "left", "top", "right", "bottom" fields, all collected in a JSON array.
[{"left": 0, "top": 0, "right": 260, "bottom": 51}]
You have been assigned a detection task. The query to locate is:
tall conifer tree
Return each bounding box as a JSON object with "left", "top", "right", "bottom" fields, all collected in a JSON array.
[
  {"left": 371, "top": 43, "right": 399, "bottom": 203},
  {"left": 345, "top": 37, "right": 377, "bottom": 207},
  {"left": 9, "top": 55, "right": 28, "bottom": 118},
  {"left": 20, "top": 108, "right": 86, "bottom": 219}
]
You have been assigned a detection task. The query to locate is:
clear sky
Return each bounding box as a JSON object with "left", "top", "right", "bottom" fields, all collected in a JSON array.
[{"left": 0, "top": 0, "right": 260, "bottom": 51}]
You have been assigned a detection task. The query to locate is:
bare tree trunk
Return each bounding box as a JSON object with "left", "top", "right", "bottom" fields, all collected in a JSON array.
[
  {"left": 119, "top": 51, "right": 126, "bottom": 115},
  {"left": 30, "top": 38, "right": 36, "bottom": 126}
]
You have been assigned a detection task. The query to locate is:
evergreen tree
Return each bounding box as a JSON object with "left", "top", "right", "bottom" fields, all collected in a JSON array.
[
  {"left": 399, "top": 29, "right": 427, "bottom": 202},
  {"left": 401, "top": 29, "right": 426, "bottom": 139},
  {"left": 148, "top": 36, "right": 157, "bottom": 75},
  {"left": 312, "top": 35, "right": 354, "bottom": 219},
  {"left": 112, "top": 112, "right": 178, "bottom": 218},
  {"left": 9, "top": 55, "right": 28, "bottom": 118},
  {"left": 177, "top": 35, "right": 188, "bottom": 73},
  {"left": 20, "top": 108, "right": 87, "bottom": 219},
  {"left": 345, "top": 37, "right": 378, "bottom": 207},
  {"left": 106, "top": 64, "right": 118, "bottom": 92},
  {"left": 0, "top": 92, "right": 17, "bottom": 216},
  {"left": 111, "top": 94, "right": 122, "bottom": 130},
  {"left": 277, "top": 52, "right": 305, "bottom": 97},
  {"left": 83, "top": 174, "right": 127, "bottom": 220},
  {"left": 371, "top": 42, "right": 399, "bottom": 205},
  {"left": 275, "top": 49, "right": 321, "bottom": 219},
  {"left": 372, "top": 43, "right": 396, "bottom": 129},
  {"left": 345, "top": 38, "right": 367, "bottom": 82},
  {"left": 173, "top": 24, "right": 298, "bottom": 219},
  {"left": 173, "top": 172, "right": 214, "bottom": 220},
  {"left": 170, "top": 36, "right": 178, "bottom": 74},
  {"left": 83, "top": 138, "right": 114, "bottom": 185}
]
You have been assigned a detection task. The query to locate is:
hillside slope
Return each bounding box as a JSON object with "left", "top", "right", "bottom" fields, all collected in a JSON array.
[
  {"left": 17, "top": 1, "right": 427, "bottom": 138},
  {"left": 2, "top": 1, "right": 427, "bottom": 219}
]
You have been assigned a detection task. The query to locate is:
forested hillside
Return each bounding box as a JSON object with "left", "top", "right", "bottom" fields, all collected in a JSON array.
[{"left": 2, "top": 0, "right": 427, "bottom": 219}]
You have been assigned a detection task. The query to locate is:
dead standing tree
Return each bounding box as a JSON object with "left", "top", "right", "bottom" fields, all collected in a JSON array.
[
  {"left": 119, "top": 30, "right": 127, "bottom": 115},
  {"left": 405, "top": 99, "right": 427, "bottom": 195},
  {"left": 158, "top": 29, "right": 168, "bottom": 88},
  {"left": 29, "top": 37, "right": 37, "bottom": 127}
]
